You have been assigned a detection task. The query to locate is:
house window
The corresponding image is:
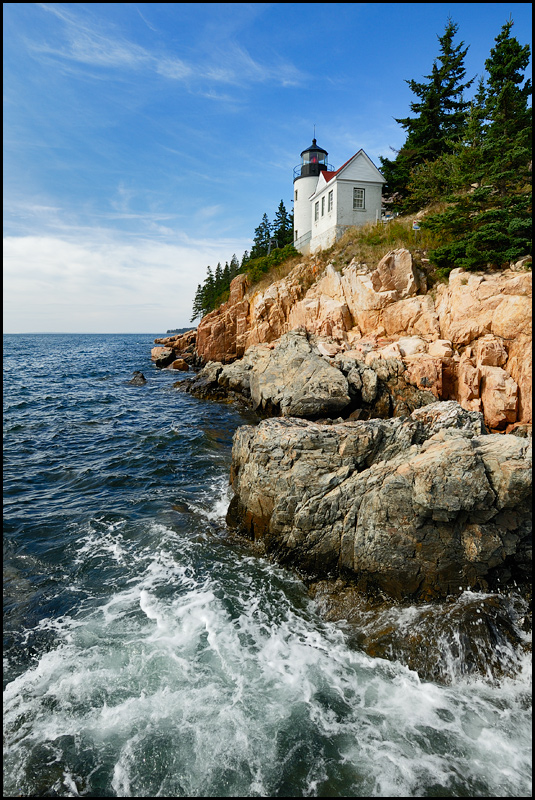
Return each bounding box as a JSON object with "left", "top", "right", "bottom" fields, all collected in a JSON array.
[
  {"left": 314, "top": 201, "right": 319, "bottom": 221},
  {"left": 328, "top": 190, "right": 333, "bottom": 212},
  {"left": 295, "top": 189, "right": 298, "bottom": 201},
  {"left": 353, "top": 187, "right": 365, "bottom": 210},
  {"left": 321, "top": 196, "right": 325, "bottom": 216}
]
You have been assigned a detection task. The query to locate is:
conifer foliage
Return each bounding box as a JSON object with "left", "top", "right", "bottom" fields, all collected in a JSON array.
[
  {"left": 380, "top": 19, "right": 474, "bottom": 203},
  {"left": 421, "top": 20, "right": 532, "bottom": 271},
  {"left": 190, "top": 200, "right": 295, "bottom": 321},
  {"left": 381, "top": 17, "right": 531, "bottom": 273}
]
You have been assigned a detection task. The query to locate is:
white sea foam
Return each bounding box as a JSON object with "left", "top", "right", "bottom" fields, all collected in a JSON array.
[{"left": 6, "top": 526, "right": 532, "bottom": 798}]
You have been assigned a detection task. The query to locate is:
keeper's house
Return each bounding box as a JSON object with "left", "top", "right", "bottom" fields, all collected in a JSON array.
[{"left": 293, "top": 138, "right": 385, "bottom": 255}]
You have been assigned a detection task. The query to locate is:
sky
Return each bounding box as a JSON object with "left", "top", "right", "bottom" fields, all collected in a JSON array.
[{"left": 3, "top": 3, "right": 532, "bottom": 333}]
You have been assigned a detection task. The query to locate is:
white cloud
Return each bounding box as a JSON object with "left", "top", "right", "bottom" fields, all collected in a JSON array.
[
  {"left": 32, "top": 4, "right": 305, "bottom": 92},
  {"left": 3, "top": 231, "right": 249, "bottom": 333}
]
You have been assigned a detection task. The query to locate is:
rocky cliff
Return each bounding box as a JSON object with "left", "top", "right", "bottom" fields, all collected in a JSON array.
[
  {"left": 154, "top": 247, "right": 532, "bottom": 617},
  {"left": 156, "top": 250, "right": 532, "bottom": 432}
]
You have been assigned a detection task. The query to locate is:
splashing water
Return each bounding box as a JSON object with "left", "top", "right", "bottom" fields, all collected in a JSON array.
[{"left": 3, "top": 334, "right": 532, "bottom": 797}]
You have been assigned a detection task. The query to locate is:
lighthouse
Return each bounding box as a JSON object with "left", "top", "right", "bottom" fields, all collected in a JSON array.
[
  {"left": 293, "top": 138, "right": 330, "bottom": 254},
  {"left": 292, "top": 137, "right": 386, "bottom": 255}
]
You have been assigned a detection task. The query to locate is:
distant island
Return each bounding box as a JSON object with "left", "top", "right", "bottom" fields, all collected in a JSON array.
[{"left": 165, "top": 326, "right": 196, "bottom": 335}]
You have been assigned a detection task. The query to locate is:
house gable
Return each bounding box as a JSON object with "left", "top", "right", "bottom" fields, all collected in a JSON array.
[
  {"left": 312, "top": 150, "right": 385, "bottom": 199},
  {"left": 335, "top": 149, "right": 385, "bottom": 184}
]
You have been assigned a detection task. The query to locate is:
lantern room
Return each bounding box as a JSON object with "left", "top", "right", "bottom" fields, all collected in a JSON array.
[{"left": 294, "top": 138, "right": 331, "bottom": 180}]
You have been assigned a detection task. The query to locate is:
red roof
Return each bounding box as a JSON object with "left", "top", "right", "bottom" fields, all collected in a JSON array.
[
  {"left": 321, "top": 153, "right": 359, "bottom": 183},
  {"left": 321, "top": 171, "right": 338, "bottom": 183}
]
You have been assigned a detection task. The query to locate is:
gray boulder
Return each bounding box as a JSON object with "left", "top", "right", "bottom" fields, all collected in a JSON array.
[
  {"left": 182, "top": 330, "right": 352, "bottom": 419},
  {"left": 227, "top": 401, "right": 532, "bottom": 600},
  {"left": 246, "top": 331, "right": 350, "bottom": 417}
]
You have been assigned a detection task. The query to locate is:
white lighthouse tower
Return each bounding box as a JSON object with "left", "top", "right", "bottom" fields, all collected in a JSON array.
[{"left": 293, "top": 138, "right": 330, "bottom": 255}]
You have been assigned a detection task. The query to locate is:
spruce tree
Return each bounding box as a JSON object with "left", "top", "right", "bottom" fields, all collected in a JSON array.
[
  {"left": 381, "top": 18, "right": 473, "bottom": 205},
  {"left": 250, "top": 213, "right": 272, "bottom": 258},
  {"left": 203, "top": 266, "right": 216, "bottom": 311},
  {"left": 229, "top": 254, "right": 240, "bottom": 279},
  {"left": 214, "top": 262, "right": 223, "bottom": 296},
  {"left": 222, "top": 261, "right": 231, "bottom": 288},
  {"left": 424, "top": 20, "right": 532, "bottom": 270},
  {"left": 190, "top": 283, "right": 205, "bottom": 322},
  {"left": 272, "top": 200, "right": 293, "bottom": 248}
]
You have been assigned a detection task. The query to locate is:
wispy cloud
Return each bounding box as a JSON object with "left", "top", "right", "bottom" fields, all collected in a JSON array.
[{"left": 31, "top": 4, "right": 306, "bottom": 93}]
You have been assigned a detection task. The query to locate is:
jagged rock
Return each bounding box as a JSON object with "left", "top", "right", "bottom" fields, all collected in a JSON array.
[
  {"left": 227, "top": 401, "right": 531, "bottom": 601},
  {"left": 182, "top": 331, "right": 436, "bottom": 421},
  {"left": 435, "top": 268, "right": 531, "bottom": 423},
  {"left": 128, "top": 371, "right": 147, "bottom": 386},
  {"left": 151, "top": 347, "right": 176, "bottom": 368},
  {"left": 181, "top": 252, "right": 530, "bottom": 427},
  {"left": 246, "top": 331, "right": 350, "bottom": 418},
  {"left": 183, "top": 331, "right": 351, "bottom": 418}
]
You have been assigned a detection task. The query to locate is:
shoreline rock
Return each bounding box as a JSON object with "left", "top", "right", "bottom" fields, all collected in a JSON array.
[
  {"left": 155, "top": 252, "right": 532, "bottom": 677},
  {"left": 157, "top": 251, "right": 531, "bottom": 613},
  {"left": 226, "top": 402, "right": 532, "bottom": 602},
  {"left": 178, "top": 329, "right": 438, "bottom": 421}
]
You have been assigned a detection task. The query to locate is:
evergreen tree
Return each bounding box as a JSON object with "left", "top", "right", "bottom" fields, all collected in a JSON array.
[
  {"left": 250, "top": 213, "right": 272, "bottom": 258},
  {"left": 481, "top": 18, "right": 532, "bottom": 194},
  {"left": 214, "top": 262, "right": 223, "bottom": 296},
  {"left": 272, "top": 200, "right": 293, "bottom": 248},
  {"left": 405, "top": 79, "right": 488, "bottom": 209},
  {"left": 380, "top": 18, "right": 474, "bottom": 205},
  {"left": 229, "top": 254, "right": 240, "bottom": 279},
  {"left": 190, "top": 283, "right": 205, "bottom": 322},
  {"left": 423, "top": 20, "right": 532, "bottom": 270},
  {"left": 203, "top": 266, "right": 216, "bottom": 311},
  {"left": 222, "top": 261, "right": 231, "bottom": 288}
]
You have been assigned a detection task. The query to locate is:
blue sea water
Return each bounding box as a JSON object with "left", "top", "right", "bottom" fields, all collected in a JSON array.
[{"left": 3, "top": 333, "right": 532, "bottom": 797}]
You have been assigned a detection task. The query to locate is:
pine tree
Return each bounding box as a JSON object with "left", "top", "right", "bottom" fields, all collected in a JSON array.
[
  {"left": 405, "top": 79, "right": 488, "bottom": 209},
  {"left": 250, "top": 213, "right": 272, "bottom": 259},
  {"left": 222, "top": 261, "right": 231, "bottom": 289},
  {"left": 381, "top": 18, "right": 474, "bottom": 205},
  {"left": 190, "top": 283, "right": 205, "bottom": 322},
  {"left": 202, "top": 266, "right": 216, "bottom": 312},
  {"left": 481, "top": 19, "right": 532, "bottom": 194},
  {"left": 229, "top": 254, "right": 240, "bottom": 279},
  {"left": 424, "top": 20, "right": 532, "bottom": 270},
  {"left": 272, "top": 200, "right": 293, "bottom": 248},
  {"left": 214, "top": 262, "right": 223, "bottom": 297}
]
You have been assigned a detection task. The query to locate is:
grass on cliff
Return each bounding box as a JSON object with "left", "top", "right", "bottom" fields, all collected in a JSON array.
[
  {"left": 324, "top": 210, "right": 457, "bottom": 285},
  {"left": 243, "top": 209, "right": 457, "bottom": 297},
  {"left": 242, "top": 244, "right": 304, "bottom": 292}
]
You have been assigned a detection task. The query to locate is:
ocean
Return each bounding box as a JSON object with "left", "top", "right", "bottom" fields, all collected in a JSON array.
[{"left": 3, "top": 333, "right": 532, "bottom": 797}]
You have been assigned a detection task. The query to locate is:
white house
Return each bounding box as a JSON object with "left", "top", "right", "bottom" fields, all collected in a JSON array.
[{"left": 293, "top": 138, "right": 385, "bottom": 255}]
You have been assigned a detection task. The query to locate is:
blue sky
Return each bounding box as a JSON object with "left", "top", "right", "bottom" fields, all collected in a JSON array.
[{"left": 3, "top": 3, "right": 532, "bottom": 333}]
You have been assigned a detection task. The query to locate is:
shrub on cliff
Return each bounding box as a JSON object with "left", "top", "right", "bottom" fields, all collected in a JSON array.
[{"left": 243, "top": 243, "right": 300, "bottom": 285}]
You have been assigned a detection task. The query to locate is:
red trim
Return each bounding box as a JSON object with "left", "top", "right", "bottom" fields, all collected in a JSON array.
[{"left": 321, "top": 152, "right": 359, "bottom": 183}]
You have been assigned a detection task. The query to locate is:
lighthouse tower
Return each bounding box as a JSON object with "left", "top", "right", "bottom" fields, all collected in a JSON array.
[{"left": 293, "top": 138, "right": 330, "bottom": 254}]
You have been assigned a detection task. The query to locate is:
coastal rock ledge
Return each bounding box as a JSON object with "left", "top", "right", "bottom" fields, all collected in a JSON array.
[{"left": 226, "top": 401, "right": 532, "bottom": 601}]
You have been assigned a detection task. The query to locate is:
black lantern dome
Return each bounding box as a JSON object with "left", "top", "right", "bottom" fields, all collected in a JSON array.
[{"left": 294, "top": 139, "right": 331, "bottom": 180}]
